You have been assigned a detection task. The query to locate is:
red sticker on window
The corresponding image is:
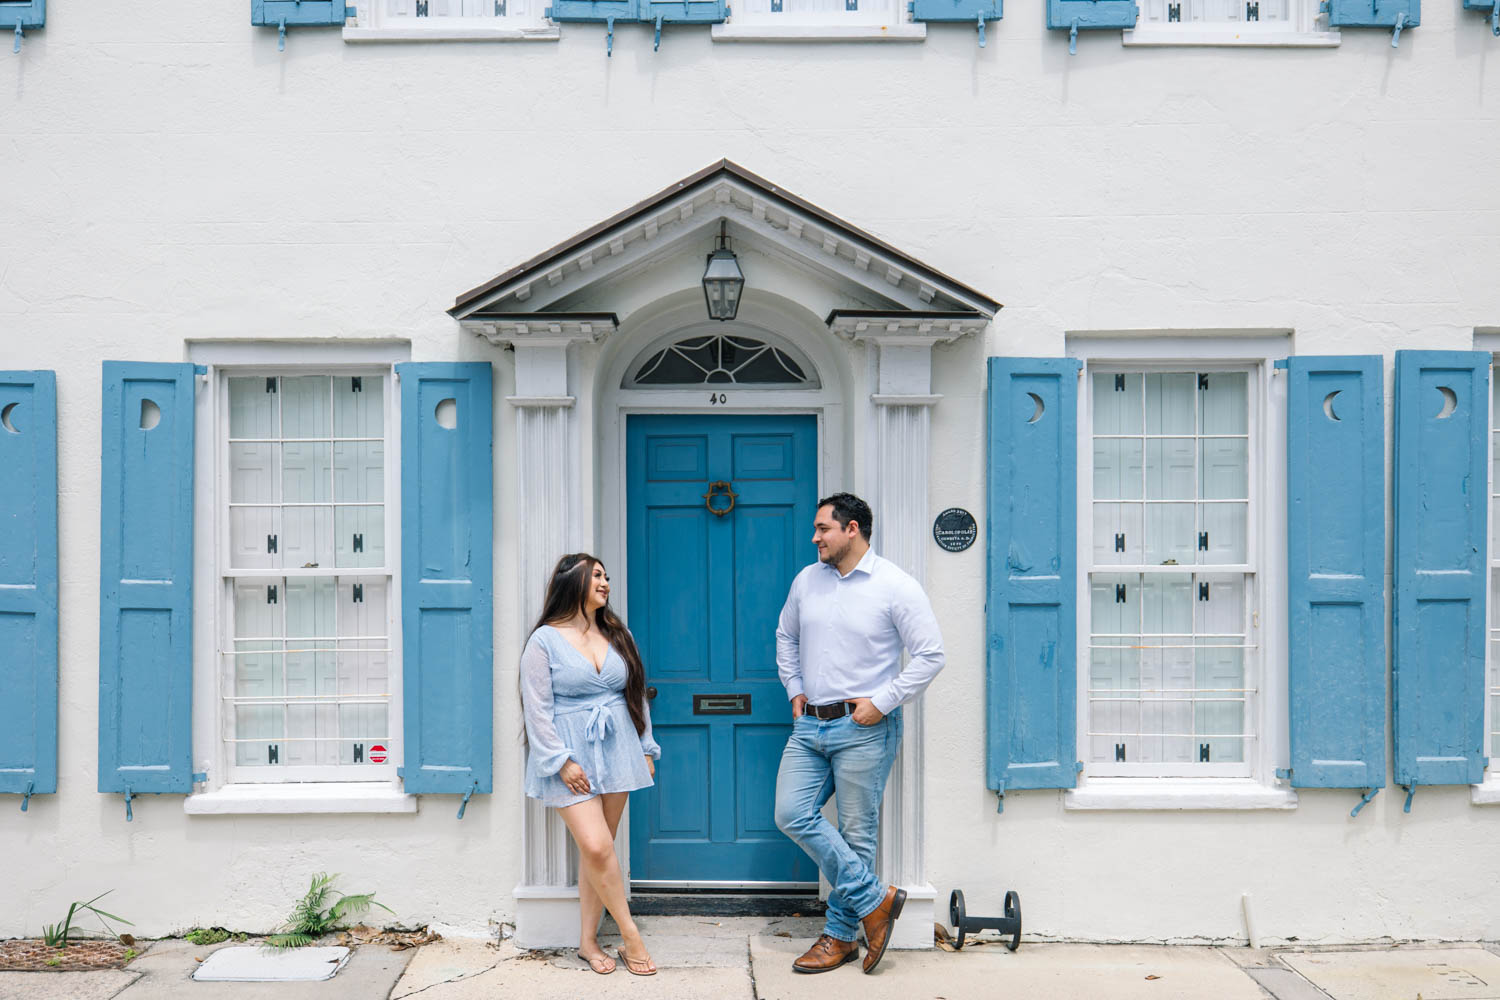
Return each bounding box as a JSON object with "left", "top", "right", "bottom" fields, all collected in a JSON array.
[{"left": 369, "top": 744, "right": 387, "bottom": 764}]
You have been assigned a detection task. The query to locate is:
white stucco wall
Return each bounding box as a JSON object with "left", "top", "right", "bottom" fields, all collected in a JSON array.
[{"left": 2, "top": 0, "right": 1499, "bottom": 944}]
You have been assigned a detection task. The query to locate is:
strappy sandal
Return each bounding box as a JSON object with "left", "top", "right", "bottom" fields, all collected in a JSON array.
[
  {"left": 617, "top": 948, "right": 657, "bottom": 976},
  {"left": 577, "top": 950, "right": 615, "bottom": 975}
]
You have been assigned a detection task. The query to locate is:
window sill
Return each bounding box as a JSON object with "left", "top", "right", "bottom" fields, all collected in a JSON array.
[
  {"left": 1065, "top": 779, "right": 1298, "bottom": 811},
  {"left": 343, "top": 25, "right": 560, "bottom": 42},
  {"left": 1122, "top": 26, "right": 1341, "bottom": 46},
  {"left": 1471, "top": 780, "right": 1500, "bottom": 806},
  {"left": 711, "top": 23, "right": 926, "bottom": 41},
  {"left": 184, "top": 782, "right": 418, "bottom": 815}
]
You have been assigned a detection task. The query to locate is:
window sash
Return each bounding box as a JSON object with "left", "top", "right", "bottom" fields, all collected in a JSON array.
[
  {"left": 1083, "top": 362, "right": 1261, "bottom": 778},
  {"left": 217, "top": 369, "right": 399, "bottom": 785}
]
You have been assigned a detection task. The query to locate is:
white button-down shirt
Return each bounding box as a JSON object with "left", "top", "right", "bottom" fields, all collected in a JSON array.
[{"left": 775, "top": 548, "right": 945, "bottom": 716}]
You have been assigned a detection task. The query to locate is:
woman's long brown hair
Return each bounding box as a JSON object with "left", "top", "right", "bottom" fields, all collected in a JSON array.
[{"left": 530, "top": 553, "right": 649, "bottom": 738}]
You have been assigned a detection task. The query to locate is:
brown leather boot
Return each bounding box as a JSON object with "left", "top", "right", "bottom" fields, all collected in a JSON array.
[
  {"left": 791, "top": 934, "right": 860, "bottom": 974},
  {"left": 860, "top": 885, "right": 907, "bottom": 973}
]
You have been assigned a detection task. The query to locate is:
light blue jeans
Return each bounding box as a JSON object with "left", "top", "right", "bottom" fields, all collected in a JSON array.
[{"left": 774, "top": 708, "right": 902, "bottom": 943}]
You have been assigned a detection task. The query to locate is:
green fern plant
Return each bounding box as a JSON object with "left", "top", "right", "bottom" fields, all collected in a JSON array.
[
  {"left": 264, "top": 873, "right": 393, "bottom": 950},
  {"left": 40, "top": 891, "right": 133, "bottom": 949}
]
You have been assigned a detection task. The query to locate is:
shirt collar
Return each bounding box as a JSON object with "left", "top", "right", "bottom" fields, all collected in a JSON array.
[{"left": 824, "top": 546, "right": 877, "bottom": 580}]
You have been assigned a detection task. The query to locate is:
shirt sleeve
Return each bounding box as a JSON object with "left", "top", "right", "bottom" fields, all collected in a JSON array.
[
  {"left": 776, "top": 574, "right": 805, "bottom": 701},
  {"left": 871, "top": 576, "right": 946, "bottom": 715},
  {"left": 519, "top": 631, "right": 576, "bottom": 777}
]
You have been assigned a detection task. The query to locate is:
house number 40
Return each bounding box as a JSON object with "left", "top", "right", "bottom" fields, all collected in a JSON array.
[{"left": 709, "top": 392, "right": 728, "bottom": 404}]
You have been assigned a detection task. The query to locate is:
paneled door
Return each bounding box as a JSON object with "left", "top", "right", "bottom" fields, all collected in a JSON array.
[{"left": 626, "top": 414, "right": 819, "bottom": 885}]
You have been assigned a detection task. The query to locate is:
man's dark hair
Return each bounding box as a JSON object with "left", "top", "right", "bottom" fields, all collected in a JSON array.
[{"left": 817, "top": 492, "right": 873, "bottom": 542}]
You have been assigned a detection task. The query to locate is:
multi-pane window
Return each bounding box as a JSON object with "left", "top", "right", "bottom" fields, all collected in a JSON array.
[
  {"left": 1138, "top": 0, "right": 1288, "bottom": 26},
  {"left": 1087, "top": 369, "right": 1258, "bottom": 776},
  {"left": 731, "top": 0, "right": 905, "bottom": 25},
  {"left": 367, "top": 0, "right": 537, "bottom": 27},
  {"left": 220, "top": 373, "right": 396, "bottom": 782}
]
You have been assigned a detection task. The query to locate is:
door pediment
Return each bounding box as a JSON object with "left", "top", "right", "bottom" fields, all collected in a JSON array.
[{"left": 449, "top": 160, "right": 1001, "bottom": 326}]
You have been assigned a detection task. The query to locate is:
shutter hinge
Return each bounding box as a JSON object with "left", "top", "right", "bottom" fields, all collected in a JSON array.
[
  {"left": 1115, "top": 743, "right": 1126, "bottom": 761},
  {"left": 977, "top": 10, "right": 987, "bottom": 46},
  {"left": 1198, "top": 582, "right": 1210, "bottom": 601},
  {"left": 606, "top": 15, "right": 615, "bottom": 55},
  {"left": 124, "top": 787, "right": 134, "bottom": 822},
  {"left": 1246, "top": 1, "right": 1258, "bottom": 18},
  {"left": 352, "top": 583, "right": 364, "bottom": 603},
  {"left": 1491, "top": 2, "right": 1498, "bottom": 36},
  {"left": 1390, "top": 9, "right": 1406, "bottom": 46},
  {"left": 13, "top": 23, "right": 23, "bottom": 54},
  {"left": 1168, "top": 3, "right": 1180, "bottom": 19},
  {"left": 352, "top": 533, "right": 364, "bottom": 553},
  {"left": 20, "top": 781, "right": 33, "bottom": 812},
  {"left": 267, "top": 584, "right": 278, "bottom": 605},
  {"left": 1349, "top": 787, "right": 1379, "bottom": 817},
  {"left": 1198, "top": 742, "right": 1211, "bottom": 762},
  {"left": 457, "top": 781, "right": 478, "bottom": 819},
  {"left": 267, "top": 534, "right": 278, "bottom": 554},
  {"left": 1115, "top": 583, "right": 1127, "bottom": 603},
  {"left": 994, "top": 780, "right": 1005, "bottom": 814},
  {"left": 1274, "top": 767, "right": 1292, "bottom": 780},
  {"left": 1401, "top": 785, "right": 1414, "bottom": 812},
  {"left": 1068, "top": 18, "right": 1079, "bottom": 54},
  {"left": 347, "top": 5, "right": 358, "bottom": 17},
  {"left": 192, "top": 771, "right": 208, "bottom": 785},
  {"left": 653, "top": 14, "right": 662, "bottom": 51},
  {"left": 351, "top": 376, "right": 362, "bottom": 393},
  {"left": 1115, "top": 533, "right": 1126, "bottom": 552},
  {"left": 397, "top": 766, "right": 405, "bottom": 778},
  {"left": 266, "top": 377, "right": 277, "bottom": 393},
  {"left": 1198, "top": 530, "right": 1209, "bottom": 551},
  {"left": 277, "top": 17, "right": 287, "bottom": 51},
  {"left": 1115, "top": 374, "right": 1126, "bottom": 391},
  {"left": 1273, "top": 358, "right": 1289, "bottom": 370}
]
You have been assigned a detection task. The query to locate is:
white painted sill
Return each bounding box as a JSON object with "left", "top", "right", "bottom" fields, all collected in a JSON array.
[
  {"left": 184, "top": 782, "right": 418, "bottom": 815},
  {"left": 711, "top": 23, "right": 926, "bottom": 41},
  {"left": 1123, "top": 26, "right": 1340, "bottom": 45},
  {"left": 1065, "top": 779, "right": 1298, "bottom": 811},
  {"left": 1471, "top": 780, "right": 1500, "bottom": 806},
  {"left": 343, "top": 25, "right": 560, "bottom": 42}
]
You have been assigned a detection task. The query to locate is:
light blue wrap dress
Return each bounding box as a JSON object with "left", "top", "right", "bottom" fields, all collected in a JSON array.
[{"left": 521, "top": 624, "right": 661, "bottom": 808}]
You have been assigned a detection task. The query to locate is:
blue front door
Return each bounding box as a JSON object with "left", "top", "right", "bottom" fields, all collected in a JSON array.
[{"left": 626, "top": 413, "right": 820, "bottom": 885}]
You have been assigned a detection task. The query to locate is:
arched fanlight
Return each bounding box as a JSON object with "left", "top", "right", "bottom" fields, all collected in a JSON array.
[{"left": 702, "top": 220, "right": 744, "bottom": 322}]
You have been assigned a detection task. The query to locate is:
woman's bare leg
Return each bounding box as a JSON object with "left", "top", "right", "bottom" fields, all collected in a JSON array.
[
  {"left": 559, "top": 794, "right": 655, "bottom": 971},
  {"left": 577, "top": 792, "right": 630, "bottom": 971}
]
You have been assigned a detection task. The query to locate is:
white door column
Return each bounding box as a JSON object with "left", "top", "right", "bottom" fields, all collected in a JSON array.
[
  {"left": 468, "top": 315, "right": 615, "bottom": 949},
  {"left": 832, "top": 312, "right": 988, "bottom": 950}
]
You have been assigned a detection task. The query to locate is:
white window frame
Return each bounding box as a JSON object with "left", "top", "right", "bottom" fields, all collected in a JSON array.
[
  {"left": 344, "top": 0, "right": 559, "bottom": 42},
  {"left": 1065, "top": 333, "right": 1295, "bottom": 811},
  {"left": 185, "top": 341, "right": 415, "bottom": 815},
  {"left": 711, "top": 0, "right": 926, "bottom": 41},
  {"left": 1123, "top": 0, "right": 1340, "bottom": 46},
  {"left": 1472, "top": 332, "right": 1500, "bottom": 805}
]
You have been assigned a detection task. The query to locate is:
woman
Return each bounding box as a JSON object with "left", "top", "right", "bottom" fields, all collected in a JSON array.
[{"left": 521, "top": 553, "right": 660, "bottom": 976}]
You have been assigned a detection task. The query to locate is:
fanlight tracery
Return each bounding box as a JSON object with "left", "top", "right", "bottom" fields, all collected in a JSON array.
[{"left": 629, "top": 334, "right": 816, "bottom": 388}]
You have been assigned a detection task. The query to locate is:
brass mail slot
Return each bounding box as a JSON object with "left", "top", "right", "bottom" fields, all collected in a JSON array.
[{"left": 693, "top": 694, "right": 751, "bottom": 715}]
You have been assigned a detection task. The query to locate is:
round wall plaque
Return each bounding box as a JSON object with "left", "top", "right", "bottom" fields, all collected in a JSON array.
[{"left": 932, "top": 507, "right": 977, "bottom": 553}]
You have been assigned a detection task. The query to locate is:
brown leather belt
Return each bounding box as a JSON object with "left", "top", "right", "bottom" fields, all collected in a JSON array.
[{"left": 805, "top": 701, "right": 853, "bottom": 720}]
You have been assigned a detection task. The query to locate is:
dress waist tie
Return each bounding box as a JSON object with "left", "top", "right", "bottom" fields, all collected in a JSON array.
[{"left": 582, "top": 704, "right": 615, "bottom": 787}]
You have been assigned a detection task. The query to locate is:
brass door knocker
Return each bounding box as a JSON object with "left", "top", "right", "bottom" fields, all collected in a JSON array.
[{"left": 703, "top": 480, "right": 738, "bottom": 517}]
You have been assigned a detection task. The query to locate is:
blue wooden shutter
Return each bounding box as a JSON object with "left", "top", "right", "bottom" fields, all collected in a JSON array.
[
  {"left": 640, "top": 0, "right": 727, "bottom": 23},
  {"left": 251, "top": 1, "right": 355, "bottom": 26},
  {"left": 986, "top": 357, "right": 1080, "bottom": 810},
  {"left": 1393, "top": 351, "right": 1488, "bottom": 799},
  {"left": 1322, "top": 0, "right": 1418, "bottom": 42},
  {"left": 908, "top": 0, "right": 1002, "bottom": 46},
  {"left": 1047, "top": 0, "right": 1138, "bottom": 53},
  {"left": 1463, "top": 0, "right": 1498, "bottom": 34},
  {"left": 0, "top": 371, "right": 58, "bottom": 807},
  {"left": 0, "top": 0, "right": 45, "bottom": 29},
  {"left": 99, "top": 362, "right": 199, "bottom": 800},
  {"left": 398, "top": 363, "right": 494, "bottom": 805},
  {"left": 1, "top": 0, "right": 44, "bottom": 51},
  {"left": 1285, "top": 357, "right": 1386, "bottom": 796}
]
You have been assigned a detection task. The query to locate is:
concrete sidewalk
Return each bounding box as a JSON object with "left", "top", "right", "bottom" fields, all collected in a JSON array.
[{"left": 4, "top": 917, "right": 1499, "bottom": 1000}]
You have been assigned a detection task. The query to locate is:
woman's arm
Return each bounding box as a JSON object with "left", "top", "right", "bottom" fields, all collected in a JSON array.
[{"left": 519, "top": 633, "right": 576, "bottom": 777}]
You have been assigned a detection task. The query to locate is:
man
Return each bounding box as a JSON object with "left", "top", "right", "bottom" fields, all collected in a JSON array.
[{"left": 773, "top": 492, "right": 945, "bottom": 975}]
